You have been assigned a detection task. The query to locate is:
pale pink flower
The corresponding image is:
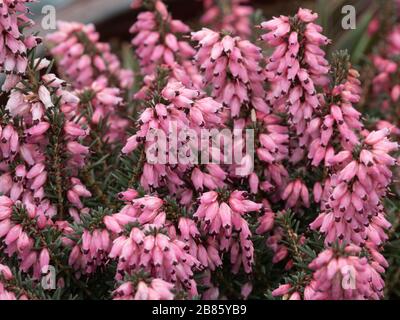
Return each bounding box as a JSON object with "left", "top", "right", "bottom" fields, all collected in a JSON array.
[
  {"left": 113, "top": 278, "right": 175, "bottom": 300},
  {"left": 305, "top": 245, "right": 386, "bottom": 300},
  {"left": 192, "top": 28, "right": 266, "bottom": 118}
]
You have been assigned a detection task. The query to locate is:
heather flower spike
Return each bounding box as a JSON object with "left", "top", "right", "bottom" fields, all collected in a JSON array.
[
  {"left": 192, "top": 27, "right": 267, "bottom": 119},
  {"left": 261, "top": 8, "right": 330, "bottom": 162},
  {"left": 130, "top": 0, "right": 201, "bottom": 88}
]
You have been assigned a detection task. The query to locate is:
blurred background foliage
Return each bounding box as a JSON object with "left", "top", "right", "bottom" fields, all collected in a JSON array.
[{"left": 30, "top": 0, "right": 386, "bottom": 66}]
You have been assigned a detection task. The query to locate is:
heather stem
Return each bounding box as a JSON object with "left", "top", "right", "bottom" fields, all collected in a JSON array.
[
  {"left": 128, "top": 148, "right": 146, "bottom": 189},
  {"left": 82, "top": 168, "right": 115, "bottom": 210}
]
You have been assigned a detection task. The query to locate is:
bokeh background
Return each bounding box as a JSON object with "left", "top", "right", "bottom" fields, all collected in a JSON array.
[{"left": 29, "top": 0, "right": 378, "bottom": 67}]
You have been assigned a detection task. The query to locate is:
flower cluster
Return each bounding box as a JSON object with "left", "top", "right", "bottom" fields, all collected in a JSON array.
[
  {"left": 261, "top": 8, "right": 398, "bottom": 300},
  {"left": 0, "top": 0, "right": 41, "bottom": 91},
  {"left": 308, "top": 66, "right": 362, "bottom": 167},
  {"left": 46, "top": 21, "right": 133, "bottom": 90},
  {"left": 311, "top": 129, "right": 397, "bottom": 246},
  {"left": 192, "top": 28, "right": 266, "bottom": 119},
  {"left": 130, "top": 0, "right": 200, "bottom": 88},
  {"left": 261, "top": 8, "right": 330, "bottom": 160},
  {"left": 3, "top": 57, "right": 91, "bottom": 212},
  {"left": 46, "top": 21, "right": 134, "bottom": 143},
  {"left": 0, "top": 0, "right": 398, "bottom": 301},
  {"left": 0, "top": 264, "right": 28, "bottom": 300},
  {"left": 113, "top": 278, "right": 175, "bottom": 300},
  {"left": 122, "top": 76, "right": 223, "bottom": 196},
  {"left": 273, "top": 245, "right": 386, "bottom": 300}
]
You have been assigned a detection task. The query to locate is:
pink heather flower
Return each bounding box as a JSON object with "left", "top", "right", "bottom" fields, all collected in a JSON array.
[
  {"left": 387, "top": 25, "right": 400, "bottom": 55},
  {"left": 79, "top": 77, "right": 129, "bottom": 143},
  {"left": 67, "top": 178, "right": 92, "bottom": 209},
  {"left": 368, "top": 18, "right": 380, "bottom": 36},
  {"left": 256, "top": 208, "right": 275, "bottom": 235},
  {"left": 110, "top": 194, "right": 164, "bottom": 226},
  {"left": 272, "top": 283, "right": 291, "bottom": 297},
  {"left": 369, "top": 25, "right": 400, "bottom": 132},
  {"left": 310, "top": 128, "right": 398, "bottom": 246},
  {"left": 305, "top": 245, "right": 386, "bottom": 300},
  {"left": 376, "top": 120, "right": 400, "bottom": 136},
  {"left": 229, "top": 113, "right": 289, "bottom": 198},
  {"left": 265, "top": 227, "right": 289, "bottom": 265},
  {"left": 2, "top": 58, "right": 90, "bottom": 211},
  {"left": 241, "top": 281, "right": 253, "bottom": 299},
  {"left": 201, "top": 0, "right": 254, "bottom": 38},
  {"left": 47, "top": 21, "right": 133, "bottom": 90},
  {"left": 0, "top": 263, "right": 27, "bottom": 300},
  {"left": 0, "top": 197, "right": 52, "bottom": 278},
  {"left": 257, "top": 114, "right": 289, "bottom": 164},
  {"left": 0, "top": 55, "right": 94, "bottom": 282},
  {"left": 0, "top": 0, "right": 396, "bottom": 302},
  {"left": 371, "top": 56, "right": 397, "bottom": 96},
  {"left": 105, "top": 193, "right": 201, "bottom": 297},
  {"left": 0, "top": 264, "right": 13, "bottom": 281},
  {"left": 281, "top": 179, "right": 310, "bottom": 209},
  {"left": 194, "top": 190, "right": 262, "bottom": 273},
  {"left": 251, "top": 113, "right": 290, "bottom": 198},
  {"left": 47, "top": 22, "right": 133, "bottom": 143},
  {"left": 130, "top": 0, "right": 200, "bottom": 88},
  {"left": 308, "top": 67, "right": 363, "bottom": 167},
  {"left": 68, "top": 229, "right": 111, "bottom": 275},
  {"left": 261, "top": 8, "right": 330, "bottom": 160},
  {"left": 0, "top": 0, "right": 40, "bottom": 87},
  {"left": 177, "top": 216, "right": 222, "bottom": 274},
  {"left": 113, "top": 278, "right": 175, "bottom": 300},
  {"left": 192, "top": 28, "right": 267, "bottom": 118},
  {"left": 122, "top": 77, "right": 224, "bottom": 195},
  {"left": 197, "top": 271, "right": 221, "bottom": 299}
]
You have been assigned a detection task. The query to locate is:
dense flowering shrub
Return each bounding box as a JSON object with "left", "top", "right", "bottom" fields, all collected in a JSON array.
[{"left": 0, "top": 0, "right": 399, "bottom": 300}]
